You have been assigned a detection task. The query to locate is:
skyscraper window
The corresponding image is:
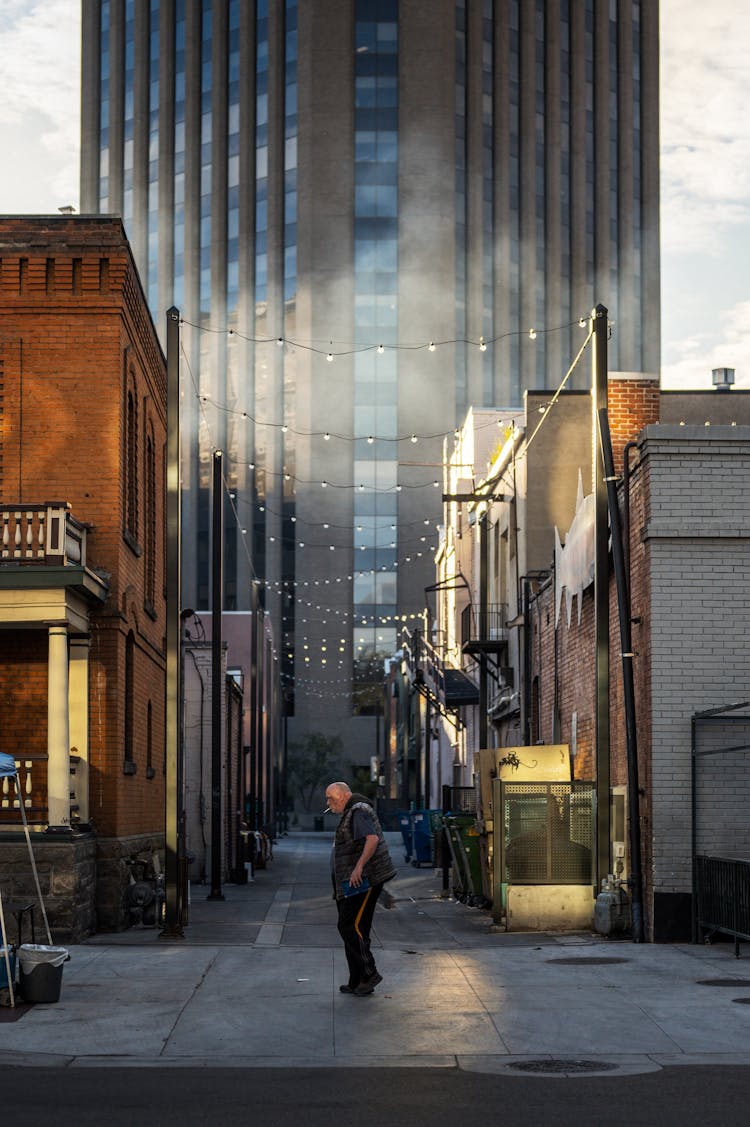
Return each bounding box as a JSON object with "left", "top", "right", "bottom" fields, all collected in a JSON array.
[{"left": 82, "top": 1, "right": 660, "bottom": 749}]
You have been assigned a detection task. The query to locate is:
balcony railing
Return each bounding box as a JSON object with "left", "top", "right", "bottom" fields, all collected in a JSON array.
[
  {"left": 1, "top": 503, "right": 87, "bottom": 567},
  {"left": 0, "top": 755, "right": 48, "bottom": 827},
  {"left": 461, "top": 603, "right": 508, "bottom": 653}
]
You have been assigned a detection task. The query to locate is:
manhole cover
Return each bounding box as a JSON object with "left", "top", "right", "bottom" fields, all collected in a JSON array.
[
  {"left": 514, "top": 1059, "right": 618, "bottom": 1075},
  {"left": 696, "top": 978, "right": 750, "bottom": 987},
  {"left": 546, "top": 957, "right": 629, "bottom": 966}
]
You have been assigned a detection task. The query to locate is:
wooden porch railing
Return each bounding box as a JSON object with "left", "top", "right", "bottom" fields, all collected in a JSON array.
[
  {"left": 0, "top": 755, "right": 48, "bottom": 826},
  {"left": 1, "top": 503, "right": 87, "bottom": 566}
]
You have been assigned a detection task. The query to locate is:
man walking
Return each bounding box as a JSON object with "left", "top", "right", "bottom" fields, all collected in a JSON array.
[{"left": 325, "top": 781, "right": 396, "bottom": 996}]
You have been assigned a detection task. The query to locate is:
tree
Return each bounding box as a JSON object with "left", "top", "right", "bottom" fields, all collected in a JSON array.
[{"left": 286, "top": 731, "right": 345, "bottom": 812}]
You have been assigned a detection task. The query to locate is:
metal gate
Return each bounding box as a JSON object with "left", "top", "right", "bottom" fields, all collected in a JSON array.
[
  {"left": 496, "top": 782, "right": 595, "bottom": 885},
  {"left": 692, "top": 702, "right": 750, "bottom": 952}
]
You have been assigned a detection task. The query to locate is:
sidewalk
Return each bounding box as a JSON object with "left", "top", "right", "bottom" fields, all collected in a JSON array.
[{"left": 1, "top": 832, "right": 750, "bottom": 1074}]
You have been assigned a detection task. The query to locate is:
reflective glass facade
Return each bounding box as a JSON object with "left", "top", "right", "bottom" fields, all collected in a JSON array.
[
  {"left": 82, "top": 1, "right": 659, "bottom": 738},
  {"left": 352, "top": 0, "right": 399, "bottom": 701}
]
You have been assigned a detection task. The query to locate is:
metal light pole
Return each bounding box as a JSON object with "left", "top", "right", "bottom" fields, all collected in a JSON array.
[
  {"left": 160, "top": 306, "right": 184, "bottom": 938},
  {"left": 208, "top": 448, "right": 225, "bottom": 901},
  {"left": 592, "top": 304, "right": 611, "bottom": 890}
]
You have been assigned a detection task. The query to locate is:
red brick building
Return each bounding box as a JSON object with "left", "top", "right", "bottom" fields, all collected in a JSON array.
[{"left": 0, "top": 216, "right": 167, "bottom": 938}]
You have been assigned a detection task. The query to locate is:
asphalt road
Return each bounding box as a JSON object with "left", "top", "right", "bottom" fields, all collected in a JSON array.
[{"left": 3, "top": 1065, "right": 749, "bottom": 1126}]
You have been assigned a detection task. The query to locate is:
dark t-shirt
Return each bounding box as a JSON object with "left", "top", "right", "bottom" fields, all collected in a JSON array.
[
  {"left": 331, "top": 804, "right": 378, "bottom": 874},
  {"left": 351, "top": 807, "right": 378, "bottom": 841}
]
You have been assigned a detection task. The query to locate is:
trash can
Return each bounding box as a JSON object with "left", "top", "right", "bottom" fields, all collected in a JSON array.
[
  {"left": 444, "top": 815, "right": 486, "bottom": 906},
  {"left": 0, "top": 947, "right": 16, "bottom": 990},
  {"left": 411, "top": 810, "right": 442, "bottom": 867},
  {"left": 18, "top": 944, "right": 69, "bottom": 1004}
]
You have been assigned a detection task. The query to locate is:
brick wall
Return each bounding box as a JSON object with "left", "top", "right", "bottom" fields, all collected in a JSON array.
[
  {"left": 641, "top": 426, "right": 750, "bottom": 935},
  {"left": 607, "top": 375, "right": 660, "bottom": 467},
  {"left": 528, "top": 423, "right": 750, "bottom": 940},
  {"left": 0, "top": 218, "right": 168, "bottom": 930}
]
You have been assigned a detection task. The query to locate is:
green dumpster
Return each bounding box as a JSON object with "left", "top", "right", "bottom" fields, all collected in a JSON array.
[{"left": 444, "top": 815, "right": 486, "bottom": 907}]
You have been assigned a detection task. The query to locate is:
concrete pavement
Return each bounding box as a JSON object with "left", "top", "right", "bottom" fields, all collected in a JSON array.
[{"left": 2, "top": 832, "right": 750, "bottom": 1074}]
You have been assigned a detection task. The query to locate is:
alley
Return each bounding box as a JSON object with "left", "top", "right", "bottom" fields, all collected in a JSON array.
[{"left": 2, "top": 832, "right": 750, "bottom": 1075}]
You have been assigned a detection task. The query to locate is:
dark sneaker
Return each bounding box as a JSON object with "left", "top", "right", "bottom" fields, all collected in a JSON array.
[
  {"left": 339, "top": 983, "right": 357, "bottom": 994},
  {"left": 353, "top": 971, "right": 383, "bottom": 995}
]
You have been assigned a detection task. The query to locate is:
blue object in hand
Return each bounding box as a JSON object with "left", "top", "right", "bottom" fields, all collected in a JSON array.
[{"left": 342, "top": 878, "right": 370, "bottom": 897}]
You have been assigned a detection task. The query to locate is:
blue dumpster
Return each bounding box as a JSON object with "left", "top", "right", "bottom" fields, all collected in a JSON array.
[{"left": 410, "top": 810, "right": 442, "bottom": 867}]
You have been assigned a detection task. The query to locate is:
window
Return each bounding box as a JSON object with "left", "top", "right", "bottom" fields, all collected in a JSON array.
[
  {"left": 124, "top": 632, "right": 137, "bottom": 774},
  {"left": 124, "top": 365, "right": 141, "bottom": 556},
  {"left": 146, "top": 700, "right": 155, "bottom": 778},
  {"left": 145, "top": 427, "right": 157, "bottom": 612}
]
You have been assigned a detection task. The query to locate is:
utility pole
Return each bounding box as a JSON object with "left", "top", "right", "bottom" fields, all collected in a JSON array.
[
  {"left": 208, "top": 448, "right": 225, "bottom": 901},
  {"left": 160, "top": 307, "right": 184, "bottom": 938},
  {"left": 592, "top": 304, "right": 611, "bottom": 891},
  {"left": 478, "top": 509, "right": 489, "bottom": 750}
]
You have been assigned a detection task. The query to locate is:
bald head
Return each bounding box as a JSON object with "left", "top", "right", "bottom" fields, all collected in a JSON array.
[{"left": 325, "top": 781, "right": 352, "bottom": 814}]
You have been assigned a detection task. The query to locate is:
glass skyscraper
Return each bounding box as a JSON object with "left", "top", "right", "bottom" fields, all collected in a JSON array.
[{"left": 81, "top": 0, "right": 659, "bottom": 755}]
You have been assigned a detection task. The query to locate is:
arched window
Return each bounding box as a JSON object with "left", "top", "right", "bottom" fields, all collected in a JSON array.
[
  {"left": 126, "top": 383, "right": 139, "bottom": 542},
  {"left": 124, "top": 631, "right": 137, "bottom": 774},
  {"left": 145, "top": 427, "right": 156, "bottom": 610},
  {"left": 531, "top": 675, "right": 540, "bottom": 745},
  {"left": 146, "top": 700, "right": 155, "bottom": 779}
]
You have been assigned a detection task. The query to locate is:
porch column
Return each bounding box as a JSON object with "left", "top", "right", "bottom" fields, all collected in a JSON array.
[
  {"left": 47, "top": 624, "right": 70, "bottom": 829},
  {"left": 68, "top": 635, "right": 91, "bottom": 826}
]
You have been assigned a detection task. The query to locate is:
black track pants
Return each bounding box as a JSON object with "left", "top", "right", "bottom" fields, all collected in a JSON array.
[{"left": 336, "top": 882, "right": 383, "bottom": 986}]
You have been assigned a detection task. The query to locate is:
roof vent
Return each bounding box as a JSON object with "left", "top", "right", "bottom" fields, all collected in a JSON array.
[{"left": 712, "top": 367, "right": 735, "bottom": 391}]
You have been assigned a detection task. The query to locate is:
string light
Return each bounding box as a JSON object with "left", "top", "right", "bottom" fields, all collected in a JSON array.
[
  {"left": 180, "top": 314, "right": 583, "bottom": 359},
  {"left": 181, "top": 324, "right": 596, "bottom": 695}
]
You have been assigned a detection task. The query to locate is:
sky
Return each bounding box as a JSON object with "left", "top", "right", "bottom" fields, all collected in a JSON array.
[{"left": 0, "top": 1, "right": 748, "bottom": 391}]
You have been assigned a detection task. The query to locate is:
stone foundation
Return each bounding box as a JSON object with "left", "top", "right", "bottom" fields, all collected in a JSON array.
[
  {"left": 0, "top": 833, "right": 97, "bottom": 943},
  {"left": 0, "top": 831, "right": 166, "bottom": 940}
]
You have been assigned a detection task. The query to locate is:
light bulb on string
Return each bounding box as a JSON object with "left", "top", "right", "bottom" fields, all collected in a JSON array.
[
  {"left": 324, "top": 432, "right": 330, "bottom": 441},
  {"left": 529, "top": 328, "right": 537, "bottom": 340},
  {"left": 479, "top": 337, "right": 487, "bottom": 352},
  {"left": 428, "top": 342, "right": 436, "bottom": 352}
]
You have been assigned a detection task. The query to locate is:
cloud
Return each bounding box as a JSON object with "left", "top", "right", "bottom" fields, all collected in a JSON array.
[
  {"left": 661, "top": 297, "right": 750, "bottom": 388},
  {"left": 0, "top": 1, "right": 81, "bottom": 212},
  {"left": 660, "top": 0, "right": 750, "bottom": 254}
]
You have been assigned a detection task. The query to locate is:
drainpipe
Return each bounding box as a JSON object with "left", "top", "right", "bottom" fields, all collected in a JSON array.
[
  {"left": 522, "top": 578, "right": 532, "bottom": 748},
  {"left": 597, "top": 408, "right": 644, "bottom": 942},
  {"left": 622, "top": 440, "right": 639, "bottom": 587}
]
